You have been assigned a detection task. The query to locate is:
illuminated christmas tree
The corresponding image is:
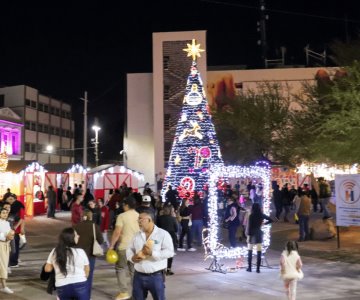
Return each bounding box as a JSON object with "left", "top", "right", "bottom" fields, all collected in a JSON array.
[{"left": 162, "top": 39, "right": 223, "bottom": 199}]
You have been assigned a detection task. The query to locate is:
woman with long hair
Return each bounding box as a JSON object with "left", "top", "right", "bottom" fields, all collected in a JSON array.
[
  {"left": 45, "top": 227, "right": 90, "bottom": 300},
  {"left": 246, "top": 203, "right": 273, "bottom": 273},
  {"left": 0, "top": 208, "right": 14, "bottom": 294},
  {"left": 74, "top": 209, "right": 103, "bottom": 298},
  {"left": 280, "top": 241, "right": 304, "bottom": 300}
]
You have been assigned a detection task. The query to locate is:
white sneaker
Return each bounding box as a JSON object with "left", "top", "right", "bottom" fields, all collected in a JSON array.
[
  {"left": 187, "top": 248, "right": 197, "bottom": 252},
  {"left": 1, "top": 287, "right": 14, "bottom": 294},
  {"left": 177, "top": 247, "right": 186, "bottom": 252}
]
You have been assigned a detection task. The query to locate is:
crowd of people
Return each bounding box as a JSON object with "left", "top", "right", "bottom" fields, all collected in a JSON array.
[
  {"left": 0, "top": 176, "right": 331, "bottom": 300},
  {"left": 273, "top": 177, "right": 334, "bottom": 242}
]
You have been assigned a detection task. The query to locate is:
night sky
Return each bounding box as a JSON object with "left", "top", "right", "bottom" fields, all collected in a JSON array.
[{"left": 1, "top": 0, "right": 359, "bottom": 164}]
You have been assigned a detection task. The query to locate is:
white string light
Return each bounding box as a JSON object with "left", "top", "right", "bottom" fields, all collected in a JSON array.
[
  {"left": 206, "top": 163, "right": 272, "bottom": 258},
  {"left": 296, "top": 162, "right": 358, "bottom": 180}
]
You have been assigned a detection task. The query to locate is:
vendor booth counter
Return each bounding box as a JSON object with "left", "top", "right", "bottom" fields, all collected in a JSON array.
[
  {"left": 87, "top": 164, "right": 144, "bottom": 201},
  {"left": 1, "top": 161, "right": 47, "bottom": 217}
]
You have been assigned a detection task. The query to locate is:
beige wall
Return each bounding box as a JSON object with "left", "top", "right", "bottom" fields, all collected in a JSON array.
[
  {"left": 25, "top": 86, "right": 38, "bottom": 101},
  {"left": 125, "top": 73, "right": 154, "bottom": 186},
  {"left": 207, "top": 67, "right": 336, "bottom": 110}
]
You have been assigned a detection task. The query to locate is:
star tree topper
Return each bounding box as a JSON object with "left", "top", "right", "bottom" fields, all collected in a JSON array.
[{"left": 183, "top": 39, "right": 205, "bottom": 61}]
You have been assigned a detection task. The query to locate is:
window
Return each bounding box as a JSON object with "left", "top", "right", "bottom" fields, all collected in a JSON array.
[
  {"left": 37, "top": 124, "right": 43, "bottom": 132},
  {"left": 25, "top": 121, "right": 30, "bottom": 130},
  {"left": 11, "top": 133, "right": 19, "bottom": 155},
  {"left": 163, "top": 56, "right": 170, "bottom": 70},
  {"left": 164, "top": 85, "right": 170, "bottom": 100},
  {"left": 30, "top": 122, "right": 36, "bottom": 131},
  {"left": 25, "top": 99, "right": 31, "bottom": 106},
  {"left": 0, "top": 95, "right": 4, "bottom": 107},
  {"left": 31, "top": 100, "right": 37, "bottom": 108},
  {"left": 55, "top": 108, "right": 60, "bottom": 116},
  {"left": 55, "top": 128, "right": 60, "bottom": 135},
  {"left": 38, "top": 103, "right": 44, "bottom": 111},
  {"left": 43, "top": 125, "right": 49, "bottom": 133},
  {"left": 61, "top": 110, "right": 66, "bottom": 118},
  {"left": 164, "top": 114, "right": 171, "bottom": 131},
  {"left": 44, "top": 105, "right": 49, "bottom": 113},
  {"left": 25, "top": 143, "right": 36, "bottom": 153}
]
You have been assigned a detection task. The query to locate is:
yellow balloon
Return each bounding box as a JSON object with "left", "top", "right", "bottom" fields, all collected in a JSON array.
[{"left": 106, "top": 249, "right": 118, "bottom": 264}]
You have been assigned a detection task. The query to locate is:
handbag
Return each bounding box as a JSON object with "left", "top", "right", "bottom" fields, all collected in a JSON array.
[
  {"left": 19, "top": 233, "right": 27, "bottom": 249},
  {"left": 298, "top": 269, "right": 304, "bottom": 280},
  {"left": 223, "top": 221, "right": 229, "bottom": 229},
  {"left": 40, "top": 263, "right": 56, "bottom": 294},
  {"left": 92, "top": 224, "right": 104, "bottom": 257}
]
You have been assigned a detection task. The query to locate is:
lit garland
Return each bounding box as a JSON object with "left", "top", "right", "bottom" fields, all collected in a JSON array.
[
  {"left": 24, "top": 162, "right": 46, "bottom": 173},
  {"left": 0, "top": 151, "right": 8, "bottom": 173},
  {"left": 296, "top": 162, "right": 358, "bottom": 181},
  {"left": 91, "top": 165, "right": 144, "bottom": 181},
  {"left": 161, "top": 41, "right": 223, "bottom": 200},
  {"left": 67, "top": 164, "right": 87, "bottom": 174},
  {"left": 206, "top": 163, "right": 272, "bottom": 259}
]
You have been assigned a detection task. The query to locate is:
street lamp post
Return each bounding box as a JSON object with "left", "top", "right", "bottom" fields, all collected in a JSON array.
[
  {"left": 92, "top": 124, "right": 101, "bottom": 167},
  {"left": 120, "top": 150, "right": 127, "bottom": 168}
]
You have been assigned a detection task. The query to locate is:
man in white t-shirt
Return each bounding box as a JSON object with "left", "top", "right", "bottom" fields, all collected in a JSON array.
[
  {"left": 110, "top": 196, "right": 139, "bottom": 300},
  {"left": 126, "top": 208, "right": 174, "bottom": 300}
]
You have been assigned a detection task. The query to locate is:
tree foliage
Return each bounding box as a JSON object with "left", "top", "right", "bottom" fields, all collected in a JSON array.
[
  {"left": 212, "top": 83, "right": 297, "bottom": 165},
  {"left": 296, "top": 60, "right": 360, "bottom": 164}
]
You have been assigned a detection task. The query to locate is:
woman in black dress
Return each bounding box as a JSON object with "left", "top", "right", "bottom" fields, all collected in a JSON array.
[{"left": 246, "top": 203, "right": 273, "bottom": 273}]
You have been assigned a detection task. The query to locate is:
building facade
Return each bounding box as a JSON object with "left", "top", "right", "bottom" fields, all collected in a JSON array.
[
  {"left": 0, "top": 108, "right": 23, "bottom": 160},
  {"left": 0, "top": 85, "right": 75, "bottom": 164},
  {"left": 125, "top": 31, "right": 333, "bottom": 190}
]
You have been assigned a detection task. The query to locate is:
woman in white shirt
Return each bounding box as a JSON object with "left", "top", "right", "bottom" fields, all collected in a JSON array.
[
  {"left": 45, "top": 227, "right": 90, "bottom": 300},
  {"left": 0, "top": 207, "right": 15, "bottom": 294}
]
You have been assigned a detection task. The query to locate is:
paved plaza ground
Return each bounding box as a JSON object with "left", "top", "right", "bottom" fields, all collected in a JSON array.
[{"left": 3, "top": 209, "right": 360, "bottom": 300}]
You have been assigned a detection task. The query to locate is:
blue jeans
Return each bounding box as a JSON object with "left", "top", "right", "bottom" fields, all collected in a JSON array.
[
  {"left": 179, "top": 220, "right": 192, "bottom": 249},
  {"left": 298, "top": 215, "right": 309, "bottom": 241},
  {"left": 191, "top": 220, "right": 203, "bottom": 246},
  {"left": 320, "top": 197, "right": 331, "bottom": 218},
  {"left": 57, "top": 281, "right": 89, "bottom": 300},
  {"left": 133, "top": 271, "right": 165, "bottom": 300},
  {"left": 10, "top": 233, "right": 20, "bottom": 266},
  {"left": 47, "top": 200, "right": 56, "bottom": 217},
  {"left": 228, "top": 224, "right": 239, "bottom": 248},
  {"left": 87, "top": 257, "right": 96, "bottom": 297}
]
